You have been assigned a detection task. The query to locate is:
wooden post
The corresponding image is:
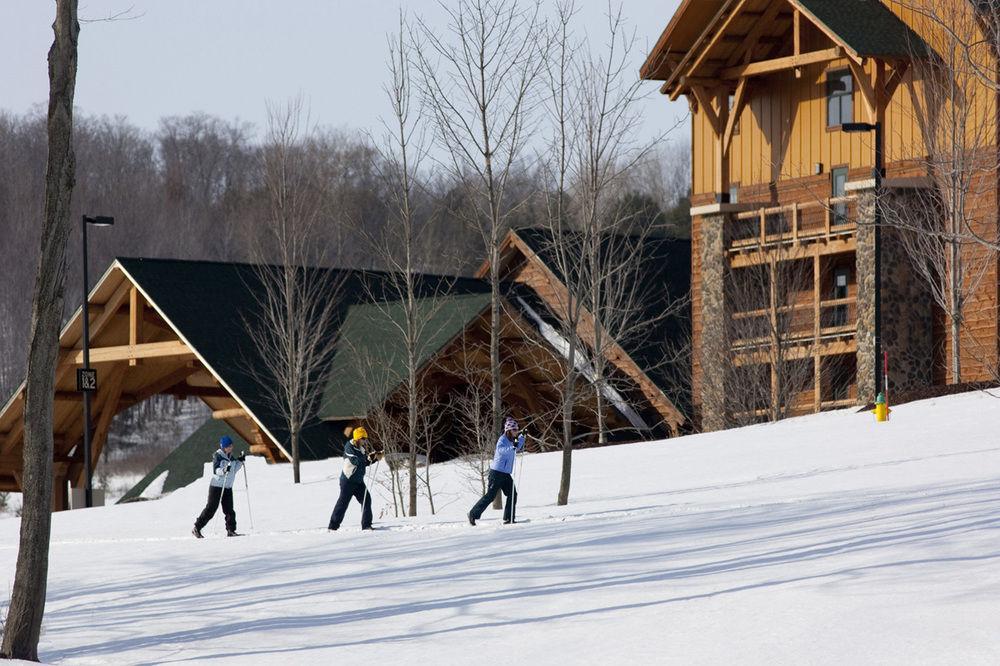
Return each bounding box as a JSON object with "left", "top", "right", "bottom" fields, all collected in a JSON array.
[
  {"left": 129, "top": 287, "right": 143, "bottom": 366},
  {"left": 76, "top": 364, "right": 126, "bottom": 487},
  {"left": 769, "top": 258, "right": 779, "bottom": 419},
  {"left": 813, "top": 249, "right": 822, "bottom": 410},
  {"left": 715, "top": 88, "right": 731, "bottom": 200},
  {"left": 760, "top": 209, "right": 766, "bottom": 245},
  {"left": 793, "top": 10, "right": 802, "bottom": 78},
  {"left": 792, "top": 202, "right": 799, "bottom": 244}
]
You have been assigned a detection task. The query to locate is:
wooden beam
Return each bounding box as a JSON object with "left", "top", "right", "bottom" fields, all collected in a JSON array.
[
  {"left": 129, "top": 287, "right": 144, "bottom": 366},
  {"left": 75, "top": 365, "right": 126, "bottom": 486},
  {"left": 793, "top": 9, "right": 802, "bottom": 78},
  {"left": 54, "top": 278, "right": 133, "bottom": 388},
  {"left": 67, "top": 341, "right": 195, "bottom": 366},
  {"left": 55, "top": 390, "right": 137, "bottom": 403},
  {"left": 724, "top": 76, "right": 749, "bottom": 154},
  {"left": 663, "top": 0, "right": 743, "bottom": 94},
  {"left": 883, "top": 60, "right": 909, "bottom": 101},
  {"left": 722, "top": 47, "right": 843, "bottom": 79},
  {"left": 212, "top": 408, "right": 248, "bottom": 420},
  {"left": 848, "top": 59, "right": 876, "bottom": 122},
  {"left": 685, "top": 0, "right": 753, "bottom": 79},
  {"left": 726, "top": 2, "right": 784, "bottom": 67},
  {"left": 162, "top": 384, "right": 231, "bottom": 399}
]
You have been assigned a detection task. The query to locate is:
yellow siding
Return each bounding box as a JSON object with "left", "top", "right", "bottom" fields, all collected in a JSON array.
[{"left": 691, "top": 0, "right": 995, "bottom": 196}]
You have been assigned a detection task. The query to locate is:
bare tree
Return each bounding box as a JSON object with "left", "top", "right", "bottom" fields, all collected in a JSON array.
[
  {"left": 883, "top": 0, "right": 999, "bottom": 383},
  {"left": 413, "top": 0, "right": 546, "bottom": 435},
  {"left": 359, "top": 16, "right": 452, "bottom": 516},
  {"left": 727, "top": 254, "right": 817, "bottom": 426},
  {"left": 448, "top": 339, "right": 499, "bottom": 495},
  {"left": 2, "top": 0, "right": 78, "bottom": 660},
  {"left": 571, "top": 5, "right": 665, "bottom": 446},
  {"left": 245, "top": 99, "right": 344, "bottom": 483},
  {"left": 537, "top": 0, "right": 588, "bottom": 505}
]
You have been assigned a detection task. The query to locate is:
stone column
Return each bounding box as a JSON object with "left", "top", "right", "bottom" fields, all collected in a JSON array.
[
  {"left": 855, "top": 191, "right": 877, "bottom": 403},
  {"left": 700, "top": 213, "right": 729, "bottom": 431},
  {"left": 855, "top": 188, "right": 934, "bottom": 404}
]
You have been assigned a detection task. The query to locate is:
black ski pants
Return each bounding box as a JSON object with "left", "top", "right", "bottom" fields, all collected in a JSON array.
[
  {"left": 469, "top": 470, "right": 517, "bottom": 522},
  {"left": 195, "top": 485, "right": 236, "bottom": 532},
  {"left": 329, "top": 477, "right": 373, "bottom": 530}
]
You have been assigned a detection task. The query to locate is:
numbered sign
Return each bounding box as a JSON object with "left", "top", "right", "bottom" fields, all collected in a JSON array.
[{"left": 77, "top": 368, "right": 98, "bottom": 393}]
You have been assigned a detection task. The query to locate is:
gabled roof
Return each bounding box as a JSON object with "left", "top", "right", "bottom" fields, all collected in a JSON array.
[
  {"left": 641, "top": 0, "right": 929, "bottom": 90},
  {"left": 318, "top": 290, "right": 492, "bottom": 421},
  {"left": 117, "top": 258, "right": 494, "bottom": 459},
  {"left": 795, "top": 0, "right": 929, "bottom": 60},
  {"left": 513, "top": 227, "right": 691, "bottom": 413}
]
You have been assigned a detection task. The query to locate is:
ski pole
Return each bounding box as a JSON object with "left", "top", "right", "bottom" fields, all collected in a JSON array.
[
  {"left": 362, "top": 456, "right": 381, "bottom": 527},
  {"left": 242, "top": 460, "right": 255, "bottom": 532},
  {"left": 514, "top": 432, "right": 526, "bottom": 523}
]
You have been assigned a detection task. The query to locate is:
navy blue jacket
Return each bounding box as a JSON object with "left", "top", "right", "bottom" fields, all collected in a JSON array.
[{"left": 340, "top": 440, "right": 369, "bottom": 484}]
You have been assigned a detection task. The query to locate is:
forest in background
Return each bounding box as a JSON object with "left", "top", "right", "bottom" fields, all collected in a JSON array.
[{"left": 0, "top": 109, "right": 691, "bottom": 402}]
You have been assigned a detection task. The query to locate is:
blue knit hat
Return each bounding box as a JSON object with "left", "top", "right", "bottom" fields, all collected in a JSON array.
[
  {"left": 219, "top": 435, "right": 233, "bottom": 449},
  {"left": 504, "top": 417, "right": 518, "bottom": 432}
]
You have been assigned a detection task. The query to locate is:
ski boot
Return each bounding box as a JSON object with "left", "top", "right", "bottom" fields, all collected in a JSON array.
[
  {"left": 226, "top": 530, "right": 244, "bottom": 537},
  {"left": 468, "top": 512, "right": 476, "bottom": 526},
  {"left": 192, "top": 526, "right": 204, "bottom": 539}
]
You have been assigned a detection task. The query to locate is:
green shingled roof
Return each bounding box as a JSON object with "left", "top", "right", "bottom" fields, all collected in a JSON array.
[
  {"left": 116, "top": 258, "right": 492, "bottom": 460},
  {"left": 796, "top": 0, "right": 929, "bottom": 59},
  {"left": 119, "top": 420, "right": 246, "bottom": 503},
  {"left": 318, "top": 291, "right": 492, "bottom": 420}
]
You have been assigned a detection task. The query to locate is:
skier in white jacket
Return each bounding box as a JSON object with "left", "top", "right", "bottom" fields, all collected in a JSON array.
[{"left": 192, "top": 435, "right": 244, "bottom": 538}]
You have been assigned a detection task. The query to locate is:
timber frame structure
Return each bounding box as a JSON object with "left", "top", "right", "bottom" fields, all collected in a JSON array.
[
  {"left": 1, "top": 246, "right": 690, "bottom": 509},
  {"left": 642, "top": 0, "right": 1000, "bottom": 430},
  {"left": 480, "top": 228, "right": 690, "bottom": 436},
  {"left": 0, "top": 261, "right": 286, "bottom": 510}
]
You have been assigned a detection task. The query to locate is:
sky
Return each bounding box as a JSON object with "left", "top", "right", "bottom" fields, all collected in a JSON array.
[{"left": 1, "top": 1, "right": 687, "bottom": 144}]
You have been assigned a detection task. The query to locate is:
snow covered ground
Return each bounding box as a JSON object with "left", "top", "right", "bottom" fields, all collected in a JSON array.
[{"left": 2, "top": 391, "right": 1000, "bottom": 664}]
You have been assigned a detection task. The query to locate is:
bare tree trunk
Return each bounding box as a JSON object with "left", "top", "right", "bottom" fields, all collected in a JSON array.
[{"left": 1, "top": 1, "right": 78, "bottom": 660}]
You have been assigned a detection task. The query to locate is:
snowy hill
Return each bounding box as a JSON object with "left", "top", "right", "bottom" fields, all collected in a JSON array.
[{"left": 2, "top": 391, "right": 1000, "bottom": 664}]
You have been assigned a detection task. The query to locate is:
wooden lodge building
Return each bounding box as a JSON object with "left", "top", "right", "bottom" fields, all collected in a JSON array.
[
  {"left": 641, "top": 0, "right": 1000, "bottom": 430},
  {"left": 0, "top": 229, "right": 690, "bottom": 509}
]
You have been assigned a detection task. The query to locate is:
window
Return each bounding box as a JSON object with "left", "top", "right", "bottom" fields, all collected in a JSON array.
[
  {"left": 831, "top": 267, "right": 850, "bottom": 327},
  {"left": 831, "top": 167, "right": 849, "bottom": 225},
  {"left": 729, "top": 185, "right": 739, "bottom": 204},
  {"left": 728, "top": 94, "right": 740, "bottom": 135},
  {"left": 826, "top": 70, "right": 853, "bottom": 128}
]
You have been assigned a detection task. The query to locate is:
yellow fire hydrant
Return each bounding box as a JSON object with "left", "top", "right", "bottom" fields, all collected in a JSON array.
[{"left": 872, "top": 392, "right": 890, "bottom": 423}]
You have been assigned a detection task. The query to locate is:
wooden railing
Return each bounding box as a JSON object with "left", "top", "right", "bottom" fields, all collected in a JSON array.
[
  {"left": 728, "top": 197, "right": 857, "bottom": 250},
  {"left": 730, "top": 296, "right": 858, "bottom": 348}
]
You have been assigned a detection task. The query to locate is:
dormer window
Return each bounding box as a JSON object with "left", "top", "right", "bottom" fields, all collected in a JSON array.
[{"left": 826, "top": 69, "right": 853, "bottom": 128}]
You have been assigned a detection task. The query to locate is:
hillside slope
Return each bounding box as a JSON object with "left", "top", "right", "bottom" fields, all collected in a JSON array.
[{"left": 2, "top": 391, "right": 999, "bottom": 664}]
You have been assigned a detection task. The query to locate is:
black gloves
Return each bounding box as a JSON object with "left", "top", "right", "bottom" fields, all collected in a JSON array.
[
  {"left": 367, "top": 452, "right": 384, "bottom": 464},
  {"left": 237, "top": 452, "right": 247, "bottom": 462}
]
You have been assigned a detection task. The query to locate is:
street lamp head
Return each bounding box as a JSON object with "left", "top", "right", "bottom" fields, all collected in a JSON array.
[
  {"left": 841, "top": 122, "right": 877, "bottom": 133},
  {"left": 83, "top": 215, "right": 115, "bottom": 227}
]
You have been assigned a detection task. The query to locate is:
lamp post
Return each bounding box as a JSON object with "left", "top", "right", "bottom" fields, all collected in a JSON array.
[
  {"left": 80, "top": 214, "right": 114, "bottom": 508},
  {"left": 841, "top": 121, "right": 884, "bottom": 401}
]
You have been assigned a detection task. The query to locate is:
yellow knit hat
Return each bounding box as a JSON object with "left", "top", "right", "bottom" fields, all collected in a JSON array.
[{"left": 352, "top": 426, "right": 369, "bottom": 442}]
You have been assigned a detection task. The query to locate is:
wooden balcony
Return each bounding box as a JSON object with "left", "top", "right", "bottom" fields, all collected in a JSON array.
[{"left": 726, "top": 198, "right": 858, "bottom": 267}]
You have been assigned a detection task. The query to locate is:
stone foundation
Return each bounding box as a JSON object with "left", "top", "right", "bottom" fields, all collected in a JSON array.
[
  {"left": 699, "top": 214, "right": 729, "bottom": 432},
  {"left": 855, "top": 189, "right": 935, "bottom": 403}
]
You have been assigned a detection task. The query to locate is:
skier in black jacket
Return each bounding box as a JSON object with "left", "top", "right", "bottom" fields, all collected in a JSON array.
[
  {"left": 328, "top": 427, "right": 382, "bottom": 531},
  {"left": 192, "top": 435, "right": 245, "bottom": 538}
]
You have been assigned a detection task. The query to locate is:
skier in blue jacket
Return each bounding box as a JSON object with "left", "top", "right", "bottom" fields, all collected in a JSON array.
[
  {"left": 192, "top": 435, "right": 245, "bottom": 538},
  {"left": 468, "top": 417, "right": 525, "bottom": 525}
]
